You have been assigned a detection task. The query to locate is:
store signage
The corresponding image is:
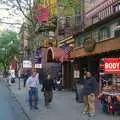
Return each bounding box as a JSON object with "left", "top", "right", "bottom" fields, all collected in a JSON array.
[
  {"left": 74, "top": 70, "right": 80, "bottom": 78},
  {"left": 23, "top": 60, "right": 32, "bottom": 68},
  {"left": 34, "top": 48, "right": 42, "bottom": 64},
  {"left": 35, "top": 64, "right": 42, "bottom": 68},
  {"left": 83, "top": 38, "right": 96, "bottom": 52},
  {"left": 104, "top": 58, "right": 120, "bottom": 73}
]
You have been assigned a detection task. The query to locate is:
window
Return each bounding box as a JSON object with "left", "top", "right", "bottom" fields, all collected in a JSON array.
[
  {"left": 92, "top": 30, "right": 99, "bottom": 42},
  {"left": 92, "top": 15, "right": 99, "bottom": 24},
  {"left": 110, "top": 22, "right": 118, "bottom": 38},
  {"left": 114, "top": 20, "right": 120, "bottom": 37},
  {"left": 75, "top": 34, "right": 84, "bottom": 47},
  {"left": 113, "top": 3, "right": 120, "bottom": 12},
  {"left": 89, "top": 0, "right": 96, "bottom": 3},
  {"left": 99, "top": 27, "right": 110, "bottom": 40},
  {"left": 66, "top": 16, "right": 71, "bottom": 27}
]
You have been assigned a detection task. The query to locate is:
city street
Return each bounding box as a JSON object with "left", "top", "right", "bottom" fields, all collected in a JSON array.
[
  {"left": 0, "top": 81, "right": 29, "bottom": 120},
  {"left": 8, "top": 79, "right": 120, "bottom": 120},
  {"left": 0, "top": 0, "right": 120, "bottom": 120}
]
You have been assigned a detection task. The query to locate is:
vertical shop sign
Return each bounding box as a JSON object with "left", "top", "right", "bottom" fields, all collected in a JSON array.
[{"left": 34, "top": 48, "right": 42, "bottom": 68}]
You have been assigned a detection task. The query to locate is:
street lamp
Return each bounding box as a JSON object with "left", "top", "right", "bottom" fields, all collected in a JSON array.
[{"left": 18, "top": 50, "right": 23, "bottom": 90}]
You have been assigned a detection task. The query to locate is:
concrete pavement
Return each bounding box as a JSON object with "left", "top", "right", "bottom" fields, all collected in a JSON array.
[
  {"left": 8, "top": 79, "right": 120, "bottom": 120},
  {"left": 0, "top": 81, "right": 29, "bottom": 120}
]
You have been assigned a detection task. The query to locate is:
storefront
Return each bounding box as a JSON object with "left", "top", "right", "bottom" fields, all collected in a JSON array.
[
  {"left": 46, "top": 46, "right": 73, "bottom": 89},
  {"left": 71, "top": 37, "right": 120, "bottom": 85}
]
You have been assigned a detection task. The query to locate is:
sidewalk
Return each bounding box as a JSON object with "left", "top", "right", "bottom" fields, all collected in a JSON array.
[{"left": 9, "top": 79, "right": 119, "bottom": 120}]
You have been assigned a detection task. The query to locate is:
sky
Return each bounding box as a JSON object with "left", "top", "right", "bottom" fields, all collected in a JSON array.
[{"left": 0, "top": 1, "right": 24, "bottom": 33}]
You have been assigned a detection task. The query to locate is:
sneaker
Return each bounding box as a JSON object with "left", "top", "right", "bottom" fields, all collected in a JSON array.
[
  {"left": 88, "top": 113, "right": 95, "bottom": 117},
  {"left": 82, "top": 111, "right": 88, "bottom": 115},
  {"left": 29, "top": 106, "right": 32, "bottom": 110},
  {"left": 34, "top": 106, "right": 38, "bottom": 110}
]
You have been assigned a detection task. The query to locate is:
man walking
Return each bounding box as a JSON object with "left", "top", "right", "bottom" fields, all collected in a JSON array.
[
  {"left": 42, "top": 74, "right": 55, "bottom": 107},
  {"left": 83, "top": 71, "right": 97, "bottom": 117},
  {"left": 26, "top": 70, "right": 39, "bottom": 110}
]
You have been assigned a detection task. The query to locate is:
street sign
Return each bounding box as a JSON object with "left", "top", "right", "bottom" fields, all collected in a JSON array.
[{"left": 35, "top": 64, "right": 42, "bottom": 68}]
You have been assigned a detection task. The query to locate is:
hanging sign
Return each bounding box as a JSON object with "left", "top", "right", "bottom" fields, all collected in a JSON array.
[
  {"left": 104, "top": 58, "right": 120, "bottom": 73},
  {"left": 83, "top": 38, "right": 96, "bottom": 52},
  {"left": 23, "top": 60, "right": 32, "bottom": 68},
  {"left": 34, "top": 48, "right": 42, "bottom": 64},
  {"left": 35, "top": 64, "right": 42, "bottom": 68}
]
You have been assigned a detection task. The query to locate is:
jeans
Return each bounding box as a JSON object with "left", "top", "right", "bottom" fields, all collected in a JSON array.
[{"left": 29, "top": 87, "right": 38, "bottom": 108}]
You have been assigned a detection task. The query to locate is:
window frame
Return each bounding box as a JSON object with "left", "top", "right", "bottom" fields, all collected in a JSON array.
[{"left": 99, "top": 27, "right": 110, "bottom": 41}]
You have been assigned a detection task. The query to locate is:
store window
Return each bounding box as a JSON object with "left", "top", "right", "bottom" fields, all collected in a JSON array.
[{"left": 99, "top": 27, "right": 110, "bottom": 41}]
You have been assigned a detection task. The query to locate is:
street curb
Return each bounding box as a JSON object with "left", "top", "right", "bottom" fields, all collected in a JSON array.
[{"left": 6, "top": 83, "right": 31, "bottom": 120}]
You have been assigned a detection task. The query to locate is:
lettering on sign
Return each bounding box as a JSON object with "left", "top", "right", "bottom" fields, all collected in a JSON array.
[{"left": 105, "top": 63, "right": 120, "bottom": 69}]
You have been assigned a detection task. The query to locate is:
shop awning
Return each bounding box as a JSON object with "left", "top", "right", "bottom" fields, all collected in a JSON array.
[{"left": 47, "top": 47, "right": 72, "bottom": 62}]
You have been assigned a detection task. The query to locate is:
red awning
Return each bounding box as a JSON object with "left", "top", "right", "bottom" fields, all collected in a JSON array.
[
  {"left": 47, "top": 47, "right": 64, "bottom": 62},
  {"left": 47, "top": 47, "right": 73, "bottom": 62}
]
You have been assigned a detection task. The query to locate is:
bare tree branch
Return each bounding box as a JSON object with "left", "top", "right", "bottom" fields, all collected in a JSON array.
[
  {"left": 26, "top": 0, "right": 33, "bottom": 19},
  {"left": 0, "top": 21, "right": 22, "bottom": 25},
  {"left": 16, "top": 0, "right": 33, "bottom": 24}
]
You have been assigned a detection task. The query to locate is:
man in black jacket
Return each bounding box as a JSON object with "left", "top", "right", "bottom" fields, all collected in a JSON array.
[
  {"left": 42, "top": 74, "right": 55, "bottom": 106},
  {"left": 83, "top": 71, "right": 97, "bottom": 117}
]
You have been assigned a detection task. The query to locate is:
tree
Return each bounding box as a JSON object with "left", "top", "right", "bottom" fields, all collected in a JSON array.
[
  {"left": 0, "top": 31, "right": 19, "bottom": 73},
  {"left": 58, "top": 0, "right": 81, "bottom": 16},
  {"left": 0, "top": 0, "right": 37, "bottom": 37}
]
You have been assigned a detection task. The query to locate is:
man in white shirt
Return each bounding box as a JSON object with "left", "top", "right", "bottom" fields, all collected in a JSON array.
[{"left": 26, "top": 71, "right": 39, "bottom": 110}]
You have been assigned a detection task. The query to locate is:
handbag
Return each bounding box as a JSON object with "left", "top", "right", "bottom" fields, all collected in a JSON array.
[{"left": 11, "top": 78, "right": 15, "bottom": 83}]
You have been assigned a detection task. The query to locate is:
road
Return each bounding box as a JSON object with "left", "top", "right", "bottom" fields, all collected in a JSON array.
[{"left": 0, "top": 81, "right": 29, "bottom": 120}]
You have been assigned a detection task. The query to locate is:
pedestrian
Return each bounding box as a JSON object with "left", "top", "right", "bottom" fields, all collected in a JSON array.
[
  {"left": 42, "top": 74, "right": 55, "bottom": 107},
  {"left": 26, "top": 70, "right": 39, "bottom": 110},
  {"left": 83, "top": 71, "right": 97, "bottom": 117},
  {"left": 23, "top": 71, "right": 30, "bottom": 88}
]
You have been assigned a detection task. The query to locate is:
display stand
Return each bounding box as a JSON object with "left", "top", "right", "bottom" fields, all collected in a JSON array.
[{"left": 99, "top": 58, "right": 120, "bottom": 114}]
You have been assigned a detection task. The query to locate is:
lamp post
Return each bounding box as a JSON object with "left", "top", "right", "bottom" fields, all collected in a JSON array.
[{"left": 18, "top": 50, "right": 23, "bottom": 90}]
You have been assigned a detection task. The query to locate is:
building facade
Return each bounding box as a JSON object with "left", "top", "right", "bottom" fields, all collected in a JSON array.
[{"left": 71, "top": 0, "right": 120, "bottom": 83}]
